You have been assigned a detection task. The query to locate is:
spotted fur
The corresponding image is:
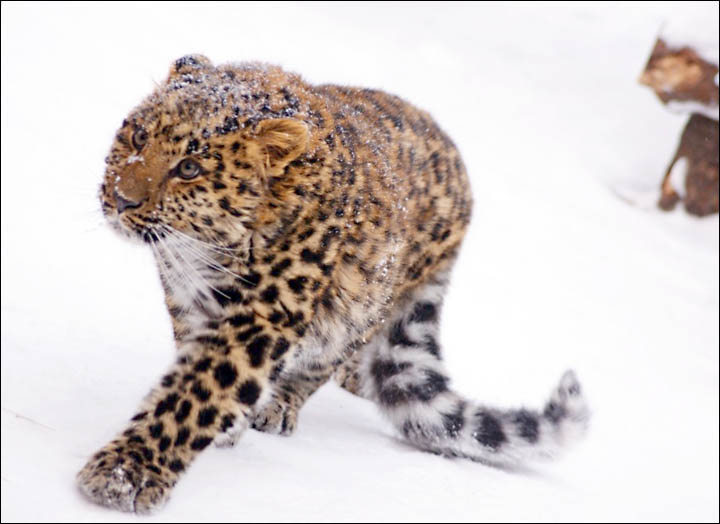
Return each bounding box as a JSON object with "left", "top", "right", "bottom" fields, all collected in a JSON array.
[{"left": 78, "top": 55, "right": 589, "bottom": 513}]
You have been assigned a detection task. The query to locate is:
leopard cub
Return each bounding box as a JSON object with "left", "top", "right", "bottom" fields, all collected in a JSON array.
[{"left": 78, "top": 55, "right": 589, "bottom": 513}]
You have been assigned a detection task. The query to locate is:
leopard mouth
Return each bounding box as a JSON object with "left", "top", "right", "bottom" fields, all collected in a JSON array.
[
  {"left": 102, "top": 209, "right": 164, "bottom": 245},
  {"left": 141, "top": 230, "right": 162, "bottom": 244}
]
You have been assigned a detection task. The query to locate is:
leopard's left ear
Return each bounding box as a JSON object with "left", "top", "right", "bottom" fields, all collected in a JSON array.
[
  {"left": 167, "top": 55, "right": 213, "bottom": 81},
  {"left": 250, "top": 118, "right": 309, "bottom": 175}
]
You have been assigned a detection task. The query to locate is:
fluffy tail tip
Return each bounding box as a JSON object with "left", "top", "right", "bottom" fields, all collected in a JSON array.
[{"left": 545, "top": 369, "right": 591, "bottom": 442}]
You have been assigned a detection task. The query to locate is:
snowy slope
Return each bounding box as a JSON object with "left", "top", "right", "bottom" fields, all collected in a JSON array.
[{"left": 1, "top": 2, "right": 718, "bottom": 522}]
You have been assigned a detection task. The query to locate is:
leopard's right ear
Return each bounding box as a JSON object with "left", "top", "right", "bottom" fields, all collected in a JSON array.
[{"left": 166, "top": 55, "right": 213, "bottom": 81}]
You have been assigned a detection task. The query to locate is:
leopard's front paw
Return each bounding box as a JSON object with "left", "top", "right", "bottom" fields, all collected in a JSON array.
[
  {"left": 251, "top": 399, "right": 298, "bottom": 436},
  {"left": 77, "top": 447, "right": 172, "bottom": 514},
  {"left": 213, "top": 416, "right": 249, "bottom": 448}
]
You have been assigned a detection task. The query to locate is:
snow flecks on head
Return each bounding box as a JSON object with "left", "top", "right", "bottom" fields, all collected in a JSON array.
[{"left": 152, "top": 62, "right": 312, "bottom": 129}]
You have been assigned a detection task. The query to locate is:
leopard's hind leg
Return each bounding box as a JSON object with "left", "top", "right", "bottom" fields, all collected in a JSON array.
[{"left": 337, "top": 269, "right": 590, "bottom": 468}]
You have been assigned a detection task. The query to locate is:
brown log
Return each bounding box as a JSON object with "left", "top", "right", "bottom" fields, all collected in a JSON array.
[
  {"left": 659, "top": 113, "right": 719, "bottom": 216},
  {"left": 639, "top": 38, "right": 718, "bottom": 113}
]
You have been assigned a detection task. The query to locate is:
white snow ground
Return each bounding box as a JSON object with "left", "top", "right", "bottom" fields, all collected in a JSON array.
[{"left": 1, "top": 2, "right": 718, "bottom": 522}]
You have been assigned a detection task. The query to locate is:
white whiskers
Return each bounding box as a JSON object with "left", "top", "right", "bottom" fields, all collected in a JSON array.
[
  {"left": 145, "top": 224, "right": 256, "bottom": 316},
  {"left": 157, "top": 224, "right": 255, "bottom": 287}
]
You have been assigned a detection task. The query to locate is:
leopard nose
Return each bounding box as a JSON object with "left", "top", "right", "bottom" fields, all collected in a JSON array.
[{"left": 114, "top": 191, "right": 144, "bottom": 213}]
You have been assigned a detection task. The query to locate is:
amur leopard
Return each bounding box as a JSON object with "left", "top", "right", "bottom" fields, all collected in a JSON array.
[{"left": 77, "top": 55, "right": 589, "bottom": 513}]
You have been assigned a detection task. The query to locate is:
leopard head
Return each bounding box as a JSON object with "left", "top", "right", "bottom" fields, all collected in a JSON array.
[{"left": 99, "top": 55, "right": 310, "bottom": 250}]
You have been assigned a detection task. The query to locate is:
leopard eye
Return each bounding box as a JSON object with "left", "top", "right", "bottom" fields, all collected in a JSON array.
[
  {"left": 132, "top": 128, "right": 148, "bottom": 150},
  {"left": 176, "top": 158, "right": 202, "bottom": 180}
]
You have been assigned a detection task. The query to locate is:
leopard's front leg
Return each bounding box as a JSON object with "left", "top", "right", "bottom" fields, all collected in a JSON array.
[{"left": 77, "top": 317, "right": 289, "bottom": 513}]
